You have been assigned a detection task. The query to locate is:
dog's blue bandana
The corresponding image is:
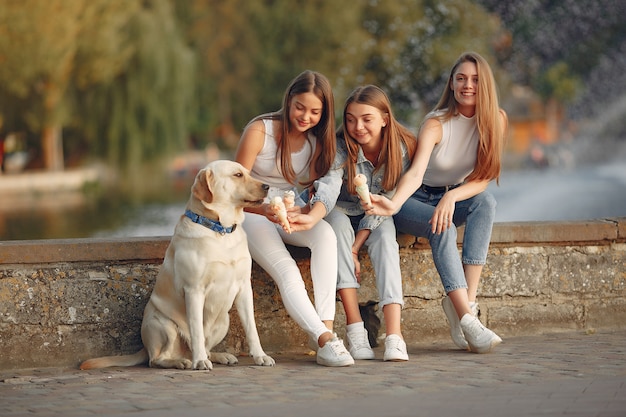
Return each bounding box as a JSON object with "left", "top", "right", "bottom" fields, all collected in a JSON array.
[{"left": 184, "top": 210, "right": 237, "bottom": 235}]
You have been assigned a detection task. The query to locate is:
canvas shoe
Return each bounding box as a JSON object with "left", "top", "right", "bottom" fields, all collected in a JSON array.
[
  {"left": 316, "top": 337, "right": 355, "bottom": 367},
  {"left": 383, "top": 334, "right": 409, "bottom": 361},
  {"left": 442, "top": 296, "right": 469, "bottom": 350},
  {"left": 345, "top": 325, "right": 375, "bottom": 360},
  {"left": 460, "top": 314, "right": 502, "bottom": 353}
]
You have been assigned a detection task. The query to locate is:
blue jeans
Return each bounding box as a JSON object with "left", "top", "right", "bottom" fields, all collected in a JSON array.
[
  {"left": 325, "top": 208, "right": 404, "bottom": 309},
  {"left": 393, "top": 187, "right": 497, "bottom": 293}
]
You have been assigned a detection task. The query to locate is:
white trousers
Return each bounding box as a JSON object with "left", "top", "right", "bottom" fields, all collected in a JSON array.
[{"left": 242, "top": 212, "right": 338, "bottom": 341}]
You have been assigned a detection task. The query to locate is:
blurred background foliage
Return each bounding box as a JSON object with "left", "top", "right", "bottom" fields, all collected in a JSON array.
[{"left": 1, "top": 0, "right": 625, "bottom": 174}]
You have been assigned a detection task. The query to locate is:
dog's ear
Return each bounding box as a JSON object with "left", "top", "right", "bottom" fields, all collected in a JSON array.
[{"left": 192, "top": 168, "right": 213, "bottom": 204}]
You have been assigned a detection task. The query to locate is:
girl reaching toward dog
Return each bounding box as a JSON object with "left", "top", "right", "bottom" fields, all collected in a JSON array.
[
  {"left": 366, "top": 51, "right": 507, "bottom": 353},
  {"left": 235, "top": 70, "right": 354, "bottom": 367},
  {"left": 290, "top": 85, "right": 417, "bottom": 361}
]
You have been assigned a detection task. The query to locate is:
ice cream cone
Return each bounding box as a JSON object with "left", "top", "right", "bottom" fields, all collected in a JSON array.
[
  {"left": 270, "top": 196, "right": 291, "bottom": 233},
  {"left": 354, "top": 174, "right": 371, "bottom": 206},
  {"left": 283, "top": 190, "right": 295, "bottom": 209}
]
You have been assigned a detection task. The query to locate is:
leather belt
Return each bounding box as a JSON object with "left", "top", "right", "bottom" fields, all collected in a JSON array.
[{"left": 421, "top": 183, "right": 462, "bottom": 194}]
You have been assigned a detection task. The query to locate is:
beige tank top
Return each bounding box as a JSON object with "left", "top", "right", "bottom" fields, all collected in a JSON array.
[
  {"left": 250, "top": 119, "right": 315, "bottom": 201},
  {"left": 422, "top": 111, "right": 478, "bottom": 187}
]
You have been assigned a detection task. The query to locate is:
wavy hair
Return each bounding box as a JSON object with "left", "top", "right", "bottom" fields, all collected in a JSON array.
[
  {"left": 339, "top": 85, "right": 417, "bottom": 194},
  {"left": 432, "top": 51, "right": 505, "bottom": 183},
  {"left": 247, "top": 70, "right": 336, "bottom": 186}
]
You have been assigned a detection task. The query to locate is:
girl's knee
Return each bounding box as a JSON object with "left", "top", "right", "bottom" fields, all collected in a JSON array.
[{"left": 474, "top": 191, "right": 497, "bottom": 212}]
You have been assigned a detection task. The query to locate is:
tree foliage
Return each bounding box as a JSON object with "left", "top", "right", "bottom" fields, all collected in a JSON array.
[
  {"left": 475, "top": 0, "right": 626, "bottom": 111},
  {"left": 0, "top": 0, "right": 139, "bottom": 169},
  {"left": 1, "top": 0, "right": 622, "bottom": 171},
  {"left": 350, "top": 0, "right": 504, "bottom": 123},
  {"left": 74, "top": 0, "right": 194, "bottom": 171},
  {"left": 0, "top": 0, "right": 194, "bottom": 170}
]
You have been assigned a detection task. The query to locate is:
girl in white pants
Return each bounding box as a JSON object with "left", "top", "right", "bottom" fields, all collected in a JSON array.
[{"left": 235, "top": 70, "right": 353, "bottom": 367}]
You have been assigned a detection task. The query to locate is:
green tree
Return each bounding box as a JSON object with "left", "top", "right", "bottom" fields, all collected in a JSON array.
[
  {"left": 475, "top": 0, "right": 626, "bottom": 113},
  {"left": 75, "top": 0, "right": 195, "bottom": 172},
  {"left": 349, "top": 0, "right": 505, "bottom": 124},
  {"left": 178, "top": 0, "right": 366, "bottom": 148},
  {"left": 0, "top": 0, "right": 137, "bottom": 170},
  {"left": 0, "top": 0, "right": 194, "bottom": 172}
]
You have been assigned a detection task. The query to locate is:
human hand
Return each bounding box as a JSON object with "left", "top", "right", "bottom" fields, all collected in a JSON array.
[
  {"left": 429, "top": 194, "right": 456, "bottom": 234},
  {"left": 287, "top": 213, "right": 318, "bottom": 233},
  {"left": 263, "top": 203, "right": 280, "bottom": 224},
  {"left": 269, "top": 197, "right": 292, "bottom": 233},
  {"left": 364, "top": 194, "right": 396, "bottom": 216}
]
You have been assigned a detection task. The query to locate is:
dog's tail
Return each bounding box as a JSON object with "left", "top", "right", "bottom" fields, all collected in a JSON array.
[{"left": 79, "top": 348, "right": 148, "bottom": 370}]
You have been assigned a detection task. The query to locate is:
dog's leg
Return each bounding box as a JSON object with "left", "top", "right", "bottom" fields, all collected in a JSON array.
[
  {"left": 185, "top": 289, "right": 212, "bottom": 370},
  {"left": 234, "top": 282, "right": 275, "bottom": 366}
]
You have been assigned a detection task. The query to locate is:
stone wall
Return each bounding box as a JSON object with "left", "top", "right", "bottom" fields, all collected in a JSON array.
[{"left": 1, "top": 218, "right": 625, "bottom": 370}]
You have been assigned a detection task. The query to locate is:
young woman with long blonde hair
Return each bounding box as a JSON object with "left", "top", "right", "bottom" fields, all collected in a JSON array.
[{"left": 367, "top": 52, "right": 508, "bottom": 353}]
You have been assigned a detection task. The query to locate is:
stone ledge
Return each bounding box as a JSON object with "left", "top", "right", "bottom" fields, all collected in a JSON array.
[
  {"left": 1, "top": 218, "right": 623, "bottom": 265},
  {"left": 0, "top": 218, "right": 625, "bottom": 370}
]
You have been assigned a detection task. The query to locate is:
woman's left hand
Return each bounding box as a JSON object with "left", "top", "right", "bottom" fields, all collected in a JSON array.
[
  {"left": 430, "top": 193, "right": 456, "bottom": 234},
  {"left": 288, "top": 213, "right": 316, "bottom": 232}
]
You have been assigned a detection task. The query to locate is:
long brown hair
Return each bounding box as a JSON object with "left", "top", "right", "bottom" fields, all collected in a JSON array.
[
  {"left": 432, "top": 52, "right": 505, "bottom": 183},
  {"left": 340, "top": 85, "right": 417, "bottom": 194},
  {"left": 247, "top": 70, "right": 336, "bottom": 186}
]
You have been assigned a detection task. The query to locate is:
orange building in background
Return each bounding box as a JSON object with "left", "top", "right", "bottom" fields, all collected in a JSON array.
[{"left": 504, "top": 86, "right": 564, "bottom": 155}]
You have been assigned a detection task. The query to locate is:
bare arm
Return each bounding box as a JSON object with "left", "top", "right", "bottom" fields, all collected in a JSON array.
[
  {"left": 367, "top": 118, "right": 441, "bottom": 216},
  {"left": 352, "top": 229, "right": 370, "bottom": 254},
  {"left": 430, "top": 179, "right": 490, "bottom": 234},
  {"left": 234, "top": 120, "right": 275, "bottom": 218},
  {"left": 431, "top": 109, "right": 506, "bottom": 234},
  {"left": 351, "top": 228, "right": 370, "bottom": 282}
]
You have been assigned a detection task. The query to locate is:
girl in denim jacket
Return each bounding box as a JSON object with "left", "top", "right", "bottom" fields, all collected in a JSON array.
[{"left": 291, "top": 85, "right": 416, "bottom": 361}]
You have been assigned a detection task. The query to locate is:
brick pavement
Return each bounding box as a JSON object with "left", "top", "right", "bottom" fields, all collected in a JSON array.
[{"left": 1, "top": 329, "right": 625, "bottom": 417}]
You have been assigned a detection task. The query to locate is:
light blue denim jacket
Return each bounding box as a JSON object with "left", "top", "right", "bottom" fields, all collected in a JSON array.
[{"left": 309, "top": 136, "right": 413, "bottom": 232}]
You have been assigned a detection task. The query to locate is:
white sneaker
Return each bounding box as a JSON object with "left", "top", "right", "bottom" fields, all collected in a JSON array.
[
  {"left": 383, "top": 334, "right": 409, "bottom": 361},
  {"left": 346, "top": 326, "right": 375, "bottom": 360},
  {"left": 460, "top": 314, "right": 502, "bottom": 353},
  {"left": 442, "top": 296, "right": 469, "bottom": 350},
  {"left": 316, "top": 337, "right": 354, "bottom": 367}
]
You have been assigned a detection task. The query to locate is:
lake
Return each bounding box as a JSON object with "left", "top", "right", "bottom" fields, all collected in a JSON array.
[{"left": 1, "top": 161, "right": 625, "bottom": 241}]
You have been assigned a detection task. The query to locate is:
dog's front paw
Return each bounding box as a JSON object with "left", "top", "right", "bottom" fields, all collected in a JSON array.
[
  {"left": 210, "top": 352, "right": 238, "bottom": 365},
  {"left": 178, "top": 359, "right": 193, "bottom": 369},
  {"left": 253, "top": 355, "right": 275, "bottom": 367},
  {"left": 192, "top": 359, "right": 213, "bottom": 370}
]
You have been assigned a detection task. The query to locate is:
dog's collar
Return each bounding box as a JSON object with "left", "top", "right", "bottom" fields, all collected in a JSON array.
[{"left": 184, "top": 210, "right": 237, "bottom": 235}]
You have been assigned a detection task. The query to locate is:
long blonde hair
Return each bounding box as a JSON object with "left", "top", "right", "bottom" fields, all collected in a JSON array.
[
  {"left": 340, "top": 85, "right": 417, "bottom": 194},
  {"left": 432, "top": 52, "right": 505, "bottom": 183},
  {"left": 246, "top": 70, "right": 336, "bottom": 186}
]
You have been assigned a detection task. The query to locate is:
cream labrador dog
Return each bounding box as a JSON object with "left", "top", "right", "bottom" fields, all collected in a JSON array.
[{"left": 80, "top": 160, "right": 275, "bottom": 370}]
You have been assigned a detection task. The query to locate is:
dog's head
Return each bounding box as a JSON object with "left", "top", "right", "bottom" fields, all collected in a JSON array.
[{"left": 188, "top": 160, "right": 268, "bottom": 225}]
